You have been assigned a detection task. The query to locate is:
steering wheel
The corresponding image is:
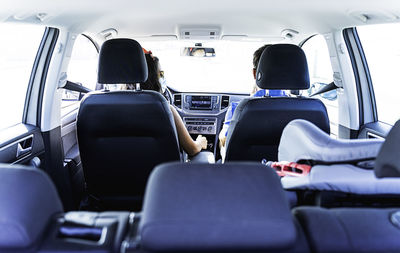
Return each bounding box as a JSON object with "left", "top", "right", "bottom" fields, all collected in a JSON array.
[{"left": 163, "top": 87, "right": 173, "bottom": 105}]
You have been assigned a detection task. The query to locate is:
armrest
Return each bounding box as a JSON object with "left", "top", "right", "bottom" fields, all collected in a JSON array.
[
  {"left": 279, "top": 120, "right": 384, "bottom": 163},
  {"left": 187, "top": 151, "right": 215, "bottom": 163}
]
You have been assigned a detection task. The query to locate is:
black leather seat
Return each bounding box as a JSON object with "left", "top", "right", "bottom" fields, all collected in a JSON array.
[
  {"left": 135, "top": 162, "right": 309, "bottom": 253},
  {"left": 225, "top": 44, "right": 330, "bottom": 162},
  {"left": 77, "top": 39, "right": 181, "bottom": 211}
]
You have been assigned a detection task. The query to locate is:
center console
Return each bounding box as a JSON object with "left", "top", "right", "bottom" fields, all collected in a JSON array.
[{"left": 183, "top": 117, "right": 217, "bottom": 135}]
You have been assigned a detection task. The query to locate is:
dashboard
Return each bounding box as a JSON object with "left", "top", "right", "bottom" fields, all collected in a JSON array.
[{"left": 171, "top": 92, "right": 248, "bottom": 156}]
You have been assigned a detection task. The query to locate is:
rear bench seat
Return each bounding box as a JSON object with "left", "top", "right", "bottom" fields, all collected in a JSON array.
[
  {"left": 0, "top": 164, "right": 130, "bottom": 253},
  {"left": 123, "top": 162, "right": 310, "bottom": 252},
  {"left": 3, "top": 145, "right": 400, "bottom": 252}
]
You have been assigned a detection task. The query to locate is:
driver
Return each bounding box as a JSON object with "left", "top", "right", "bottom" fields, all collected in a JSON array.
[
  {"left": 218, "top": 44, "right": 287, "bottom": 156},
  {"left": 123, "top": 49, "right": 208, "bottom": 156}
]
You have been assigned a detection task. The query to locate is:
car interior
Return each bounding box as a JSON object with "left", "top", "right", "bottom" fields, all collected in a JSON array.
[{"left": 1, "top": 0, "right": 400, "bottom": 252}]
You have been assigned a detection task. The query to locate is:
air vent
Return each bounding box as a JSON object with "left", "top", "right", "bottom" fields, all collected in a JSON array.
[
  {"left": 221, "top": 96, "right": 230, "bottom": 110},
  {"left": 174, "top": 94, "right": 182, "bottom": 108}
]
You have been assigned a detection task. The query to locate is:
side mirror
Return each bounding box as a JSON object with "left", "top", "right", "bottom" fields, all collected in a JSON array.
[{"left": 309, "top": 82, "right": 338, "bottom": 101}]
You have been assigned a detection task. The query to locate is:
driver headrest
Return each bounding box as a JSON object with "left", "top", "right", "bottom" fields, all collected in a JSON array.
[
  {"left": 0, "top": 164, "right": 63, "bottom": 249},
  {"left": 375, "top": 120, "right": 400, "bottom": 178},
  {"left": 140, "top": 162, "right": 296, "bottom": 252},
  {"left": 97, "top": 38, "right": 148, "bottom": 84},
  {"left": 256, "top": 44, "right": 310, "bottom": 90}
]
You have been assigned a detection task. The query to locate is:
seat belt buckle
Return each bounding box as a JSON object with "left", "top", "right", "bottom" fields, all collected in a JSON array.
[{"left": 269, "top": 161, "right": 311, "bottom": 177}]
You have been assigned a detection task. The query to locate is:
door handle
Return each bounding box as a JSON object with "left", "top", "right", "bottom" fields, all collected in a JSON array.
[{"left": 16, "top": 137, "right": 33, "bottom": 158}]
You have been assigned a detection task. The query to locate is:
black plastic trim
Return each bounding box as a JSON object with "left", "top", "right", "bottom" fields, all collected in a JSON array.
[
  {"left": 37, "top": 28, "right": 60, "bottom": 126},
  {"left": 343, "top": 28, "right": 364, "bottom": 126},
  {"left": 353, "top": 28, "right": 378, "bottom": 122},
  {"left": 64, "top": 81, "right": 92, "bottom": 94},
  {"left": 23, "top": 28, "right": 48, "bottom": 123}
]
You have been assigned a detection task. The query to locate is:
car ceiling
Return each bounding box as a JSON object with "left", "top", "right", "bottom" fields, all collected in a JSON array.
[{"left": 1, "top": 0, "right": 400, "bottom": 43}]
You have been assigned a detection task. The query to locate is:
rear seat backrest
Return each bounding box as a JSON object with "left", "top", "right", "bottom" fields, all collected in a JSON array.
[
  {"left": 0, "top": 164, "right": 63, "bottom": 251},
  {"left": 139, "top": 162, "right": 309, "bottom": 252}
]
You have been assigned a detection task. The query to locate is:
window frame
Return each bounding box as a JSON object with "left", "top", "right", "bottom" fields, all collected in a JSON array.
[
  {"left": 61, "top": 34, "right": 99, "bottom": 105},
  {"left": 343, "top": 27, "right": 378, "bottom": 125}
]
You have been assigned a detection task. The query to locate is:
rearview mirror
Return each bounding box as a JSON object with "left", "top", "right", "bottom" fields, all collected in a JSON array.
[{"left": 181, "top": 47, "right": 216, "bottom": 57}]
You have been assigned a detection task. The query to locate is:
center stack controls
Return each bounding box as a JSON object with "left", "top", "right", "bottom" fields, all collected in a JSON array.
[{"left": 183, "top": 117, "right": 217, "bottom": 135}]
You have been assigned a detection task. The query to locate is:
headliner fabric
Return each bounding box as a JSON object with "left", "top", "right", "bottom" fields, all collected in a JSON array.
[
  {"left": 375, "top": 120, "right": 400, "bottom": 178},
  {"left": 256, "top": 44, "right": 310, "bottom": 90},
  {"left": 140, "top": 162, "right": 297, "bottom": 252},
  {"left": 97, "top": 38, "right": 148, "bottom": 84},
  {"left": 0, "top": 164, "right": 63, "bottom": 249},
  {"left": 278, "top": 119, "right": 383, "bottom": 163}
]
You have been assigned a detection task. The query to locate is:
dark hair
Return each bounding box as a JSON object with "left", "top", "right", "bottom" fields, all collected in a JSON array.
[
  {"left": 253, "top": 44, "right": 272, "bottom": 69},
  {"left": 126, "top": 53, "right": 162, "bottom": 92},
  {"left": 142, "top": 54, "right": 162, "bottom": 92}
]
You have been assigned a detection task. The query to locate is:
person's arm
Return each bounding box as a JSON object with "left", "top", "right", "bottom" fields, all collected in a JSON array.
[{"left": 170, "top": 105, "right": 207, "bottom": 156}]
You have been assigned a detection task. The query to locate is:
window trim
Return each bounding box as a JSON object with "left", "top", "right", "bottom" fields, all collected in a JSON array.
[
  {"left": 36, "top": 28, "right": 60, "bottom": 126},
  {"left": 82, "top": 34, "right": 99, "bottom": 53},
  {"left": 22, "top": 27, "right": 48, "bottom": 124},
  {"left": 343, "top": 28, "right": 377, "bottom": 125}
]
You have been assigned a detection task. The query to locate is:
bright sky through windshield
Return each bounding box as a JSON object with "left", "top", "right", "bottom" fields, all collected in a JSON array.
[{"left": 140, "top": 40, "right": 267, "bottom": 94}]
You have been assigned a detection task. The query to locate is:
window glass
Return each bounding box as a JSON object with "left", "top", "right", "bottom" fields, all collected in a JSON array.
[
  {"left": 302, "top": 35, "right": 338, "bottom": 137},
  {"left": 0, "top": 24, "right": 44, "bottom": 130},
  {"left": 62, "top": 35, "right": 98, "bottom": 111},
  {"left": 357, "top": 23, "right": 400, "bottom": 125}
]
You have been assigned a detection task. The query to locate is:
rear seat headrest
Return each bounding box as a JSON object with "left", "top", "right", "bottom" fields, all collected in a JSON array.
[
  {"left": 0, "top": 164, "right": 63, "bottom": 249},
  {"left": 97, "top": 38, "right": 148, "bottom": 84},
  {"left": 375, "top": 120, "right": 400, "bottom": 178},
  {"left": 256, "top": 44, "right": 310, "bottom": 90},
  {"left": 140, "top": 162, "right": 297, "bottom": 252},
  {"left": 278, "top": 119, "right": 383, "bottom": 163}
]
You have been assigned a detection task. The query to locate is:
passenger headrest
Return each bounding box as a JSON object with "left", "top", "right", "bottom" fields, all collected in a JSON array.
[
  {"left": 375, "top": 120, "right": 400, "bottom": 178},
  {"left": 97, "top": 38, "right": 148, "bottom": 84},
  {"left": 256, "top": 44, "right": 310, "bottom": 90},
  {"left": 279, "top": 119, "right": 383, "bottom": 163},
  {"left": 140, "top": 162, "right": 297, "bottom": 252},
  {"left": 0, "top": 164, "right": 63, "bottom": 249}
]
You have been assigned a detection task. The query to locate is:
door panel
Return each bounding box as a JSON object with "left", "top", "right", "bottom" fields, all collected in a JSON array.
[
  {"left": 358, "top": 121, "right": 392, "bottom": 139},
  {"left": 0, "top": 124, "right": 44, "bottom": 165}
]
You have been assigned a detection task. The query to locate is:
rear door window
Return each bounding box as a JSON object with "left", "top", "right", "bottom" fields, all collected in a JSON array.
[
  {"left": 357, "top": 23, "right": 400, "bottom": 125},
  {"left": 0, "top": 24, "right": 45, "bottom": 130}
]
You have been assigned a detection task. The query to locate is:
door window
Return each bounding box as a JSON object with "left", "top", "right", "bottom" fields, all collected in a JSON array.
[
  {"left": 357, "top": 23, "right": 400, "bottom": 125},
  {"left": 302, "top": 35, "right": 338, "bottom": 137},
  {"left": 0, "top": 24, "right": 45, "bottom": 130}
]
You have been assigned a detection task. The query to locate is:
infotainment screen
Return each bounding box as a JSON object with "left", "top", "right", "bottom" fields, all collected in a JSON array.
[{"left": 190, "top": 96, "right": 212, "bottom": 110}]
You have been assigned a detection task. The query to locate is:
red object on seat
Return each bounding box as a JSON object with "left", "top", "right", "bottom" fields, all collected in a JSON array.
[{"left": 269, "top": 162, "right": 311, "bottom": 177}]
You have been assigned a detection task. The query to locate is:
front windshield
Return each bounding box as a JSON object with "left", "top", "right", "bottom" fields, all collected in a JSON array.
[{"left": 139, "top": 40, "right": 267, "bottom": 94}]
